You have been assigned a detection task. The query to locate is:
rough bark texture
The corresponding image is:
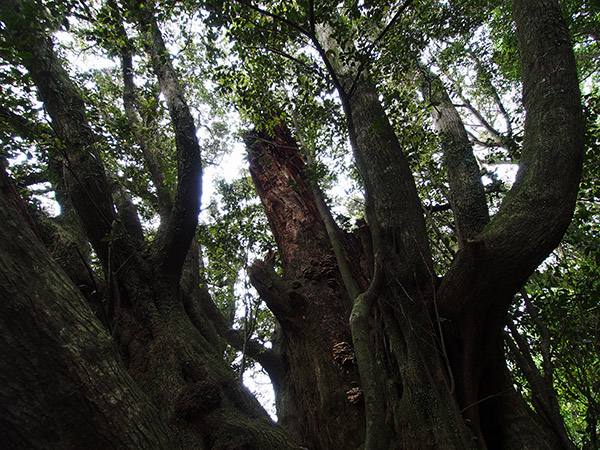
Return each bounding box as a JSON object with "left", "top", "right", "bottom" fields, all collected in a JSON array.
[
  {"left": 134, "top": 4, "right": 203, "bottom": 282},
  {"left": 246, "top": 124, "right": 367, "bottom": 450},
  {"left": 314, "top": 20, "right": 480, "bottom": 449},
  {"left": 17, "top": 30, "right": 120, "bottom": 270},
  {"left": 248, "top": 0, "right": 581, "bottom": 447},
  {"left": 121, "top": 49, "right": 173, "bottom": 218},
  {"left": 434, "top": 0, "right": 584, "bottom": 446},
  {"left": 0, "top": 0, "right": 584, "bottom": 447},
  {"left": 0, "top": 179, "right": 172, "bottom": 450},
  {"left": 418, "top": 65, "right": 490, "bottom": 245}
]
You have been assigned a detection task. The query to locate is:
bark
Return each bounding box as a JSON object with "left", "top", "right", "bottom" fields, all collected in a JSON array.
[
  {"left": 246, "top": 124, "right": 367, "bottom": 450},
  {"left": 418, "top": 65, "right": 490, "bottom": 245},
  {"left": 0, "top": 179, "right": 172, "bottom": 450},
  {"left": 245, "top": 121, "right": 478, "bottom": 449},
  {"left": 433, "top": 0, "right": 584, "bottom": 446},
  {"left": 315, "top": 24, "right": 431, "bottom": 281},
  {"left": 0, "top": 0, "right": 584, "bottom": 447},
  {"left": 33, "top": 203, "right": 111, "bottom": 330},
  {"left": 107, "top": 0, "right": 173, "bottom": 219},
  {"left": 0, "top": 161, "right": 39, "bottom": 236},
  {"left": 315, "top": 20, "right": 478, "bottom": 450},
  {"left": 0, "top": 108, "right": 110, "bottom": 327},
  {"left": 121, "top": 50, "right": 174, "bottom": 218},
  {"left": 6, "top": 19, "right": 120, "bottom": 271},
  {"left": 257, "top": 0, "right": 581, "bottom": 446},
  {"left": 0, "top": 174, "right": 296, "bottom": 450},
  {"left": 133, "top": 4, "right": 203, "bottom": 282}
]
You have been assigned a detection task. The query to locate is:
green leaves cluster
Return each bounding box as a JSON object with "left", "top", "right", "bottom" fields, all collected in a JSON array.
[{"left": 198, "top": 174, "right": 277, "bottom": 347}]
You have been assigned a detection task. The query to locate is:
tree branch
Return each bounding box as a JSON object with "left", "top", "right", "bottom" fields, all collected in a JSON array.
[
  {"left": 0, "top": 104, "right": 50, "bottom": 142},
  {"left": 133, "top": 4, "right": 203, "bottom": 282},
  {"left": 223, "top": 328, "right": 285, "bottom": 389},
  {"left": 232, "top": 0, "right": 311, "bottom": 37},
  {"left": 417, "top": 64, "right": 490, "bottom": 245},
  {"left": 247, "top": 260, "right": 295, "bottom": 322},
  {"left": 291, "top": 108, "right": 361, "bottom": 300},
  {"left": 373, "top": 0, "right": 415, "bottom": 45},
  {"left": 317, "top": 22, "right": 433, "bottom": 286},
  {"left": 113, "top": 12, "right": 173, "bottom": 219},
  {"left": 464, "top": 49, "right": 514, "bottom": 139},
  {"left": 308, "top": 0, "right": 315, "bottom": 36},
  {"left": 0, "top": 162, "right": 40, "bottom": 237},
  {"left": 1, "top": 0, "right": 123, "bottom": 270},
  {"left": 438, "top": 0, "right": 584, "bottom": 322},
  {"left": 349, "top": 255, "right": 387, "bottom": 450},
  {"left": 440, "top": 67, "right": 505, "bottom": 143}
]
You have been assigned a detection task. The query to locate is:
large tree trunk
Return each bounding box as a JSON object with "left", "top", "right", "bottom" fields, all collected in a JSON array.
[
  {"left": 244, "top": 121, "right": 481, "bottom": 449},
  {"left": 436, "top": 0, "right": 584, "bottom": 447},
  {"left": 313, "top": 20, "right": 480, "bottom": 450},
  {"left": 245, "top": 123, "right": 367, "bottom": 450},
  {"left": 0, "top": 170, "right": 172, "bottom": 450}
]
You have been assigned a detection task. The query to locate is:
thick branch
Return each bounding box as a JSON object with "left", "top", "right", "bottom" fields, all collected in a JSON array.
[
  {"left": 104, "top": 1, "right": 173, "bottom": 219},
  {"left": 433, "top": 2, "right": 584, "bottom": 438},
  {"left": 121, "top": 51, "right": 173, "bottom": 218},
  {"left": 247, "top": 260, "right": 294, "bottom": 321},
  {"left": 316, "top": 22, "right": 432, "bottom": 283},
  {"left": 111, "top": 179, "right": 146, "bottom": 247},
  {"left": 439, "top": 0, "right": 584, "bottom": 317},
  {"left": 349, "top": 257, "right": 387, "bottom": 450},
  {"left": 223, "top": 327, "right": 285, "bottom": 389},
  {"left": 134, "top": 6, "right": 203, "bottom": 281},
  {"left": 0, "top": 163, "right": 39, "bottom": 237},
  {"left": 418, "top": 65, "right": 490, "bottom": 245}
]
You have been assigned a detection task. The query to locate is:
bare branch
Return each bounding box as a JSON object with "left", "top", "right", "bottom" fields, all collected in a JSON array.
[{"left": 373, "top": 0, "right": 415, "bottom": 45}]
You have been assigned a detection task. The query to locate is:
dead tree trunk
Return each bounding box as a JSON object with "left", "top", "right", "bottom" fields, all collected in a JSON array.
[{"left": 245, "top": 123, "right": 368, "bottom": 450}]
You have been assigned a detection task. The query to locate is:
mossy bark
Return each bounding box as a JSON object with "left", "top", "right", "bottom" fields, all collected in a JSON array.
[
  {"left": 246, "top": 0, "right": 583, "bottom": 447},
  {"left": 0, "top": 183, "right": 172, "bottom": 450}
]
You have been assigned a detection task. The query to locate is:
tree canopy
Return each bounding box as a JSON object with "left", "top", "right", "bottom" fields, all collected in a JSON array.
[{"left": 0, "top": 0, "right": 598, "bottom": 449}]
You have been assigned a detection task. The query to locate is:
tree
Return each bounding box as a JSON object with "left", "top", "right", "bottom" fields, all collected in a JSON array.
[{"left": 0, "top": 0, "right": 587, "bottom": 449}]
